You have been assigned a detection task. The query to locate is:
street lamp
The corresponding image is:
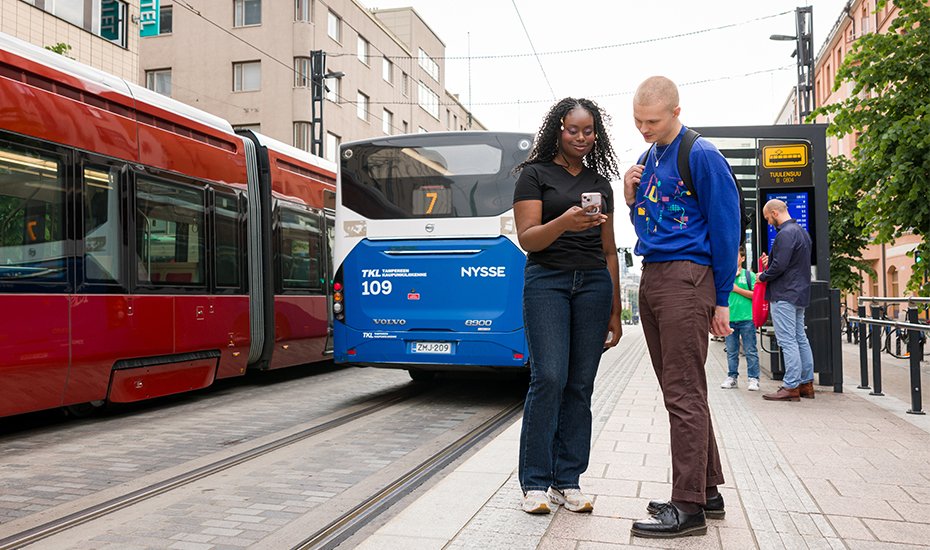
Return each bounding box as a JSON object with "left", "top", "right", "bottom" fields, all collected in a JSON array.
[{"left": 770, "top": 6, "right": 815, "bottom": 122}]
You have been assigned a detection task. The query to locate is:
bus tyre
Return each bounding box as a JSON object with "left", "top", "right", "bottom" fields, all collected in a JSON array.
[{"left": 408, "top": 369, "right": 436, "bottom": 383}]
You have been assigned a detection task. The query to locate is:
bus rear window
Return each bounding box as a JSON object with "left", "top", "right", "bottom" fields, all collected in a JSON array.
[{"left": 340, "top": 135, "right": 530, "bottom": 219}]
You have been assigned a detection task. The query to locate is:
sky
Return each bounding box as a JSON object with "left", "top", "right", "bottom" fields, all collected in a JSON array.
[{"left": 362, "top": 0, "right": 849, "bottom": 250}]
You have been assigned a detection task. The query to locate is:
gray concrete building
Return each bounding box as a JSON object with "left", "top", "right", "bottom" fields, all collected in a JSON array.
[
  {"left": 139, "top": 0, "right": 484, "bottom": 163},
  {"left": 1, "top": 0, "right": 140, "bottom": 81}
]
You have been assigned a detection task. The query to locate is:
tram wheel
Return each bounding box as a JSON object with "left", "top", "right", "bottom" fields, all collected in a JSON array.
[
  {"left": 64, "top": 400, "right": 105, "bottom": 418},
  {"left": 408, "top": 369, "right": 437, "bottom": 382}
]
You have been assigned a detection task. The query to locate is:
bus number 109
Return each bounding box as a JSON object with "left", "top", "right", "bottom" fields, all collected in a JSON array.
[{"left": 362, "top": 280, "right": 393, "bottom": 295}]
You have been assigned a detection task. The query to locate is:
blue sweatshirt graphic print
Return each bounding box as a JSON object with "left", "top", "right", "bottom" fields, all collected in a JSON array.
[{"left": 629, "top": 126, "right": 741, "bottom": 306}]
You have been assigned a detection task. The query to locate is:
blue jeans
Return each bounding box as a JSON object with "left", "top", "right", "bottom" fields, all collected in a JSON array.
[
  {"left": 725, "top": 320, "right": 759, "bottom": 379},
  {"left": 770, "top": 300, "right": 814, "bottom": 389},
  {"left": 519, "top": 263, "right": 612, "bottom": 493}
]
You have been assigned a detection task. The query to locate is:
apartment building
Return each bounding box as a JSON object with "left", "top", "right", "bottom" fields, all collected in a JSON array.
[
  {"left": 139, "top": 0, "right": 484, "bottom": 163},
  {"left": 0, "top": 0, "right": 140, "bottom": 81}
]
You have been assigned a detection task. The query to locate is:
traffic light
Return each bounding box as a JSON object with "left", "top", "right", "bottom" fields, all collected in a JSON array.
[{"left": 916, "top": 246, "right": 923, "bottom": 264}]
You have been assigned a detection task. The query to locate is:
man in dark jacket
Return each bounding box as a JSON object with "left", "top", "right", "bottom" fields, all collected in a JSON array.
[{"left": 758, "top": 199, "right": 815, "bottom": 401}]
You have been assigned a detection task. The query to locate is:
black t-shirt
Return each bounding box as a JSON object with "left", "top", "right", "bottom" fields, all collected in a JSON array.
[{"left": 513, "top": 161, "right": 613, "bottom": 270}]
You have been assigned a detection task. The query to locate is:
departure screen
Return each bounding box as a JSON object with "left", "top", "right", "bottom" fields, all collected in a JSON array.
[{"left": 760, "top": 188, "right": 816, "bottom": 265}]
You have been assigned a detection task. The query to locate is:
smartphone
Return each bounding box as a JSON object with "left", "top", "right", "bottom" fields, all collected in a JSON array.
[{"left": 581, "top": 192, "right": 602, "bottom": 215}]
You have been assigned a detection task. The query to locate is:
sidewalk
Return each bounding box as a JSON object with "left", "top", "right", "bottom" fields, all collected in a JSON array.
[{"left": 355, "top": 326, "right": 930, "bottom": 549}]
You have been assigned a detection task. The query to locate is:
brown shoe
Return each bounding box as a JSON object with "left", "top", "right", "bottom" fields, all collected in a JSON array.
[
  {"left": 798, "top": 381, "right": 815, "bottom": 399},
  {"left": 762, "top": 386, "right": 800, "bottom": 401}
]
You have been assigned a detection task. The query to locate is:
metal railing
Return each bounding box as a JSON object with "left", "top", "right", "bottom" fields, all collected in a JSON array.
[{"left": 849, "top": 297, "right": 930, "bottom": 415}]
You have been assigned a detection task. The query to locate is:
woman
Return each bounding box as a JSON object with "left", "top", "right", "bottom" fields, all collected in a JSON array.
[{"left": 513, "top": 97, "right": 623, "bottom": 514}]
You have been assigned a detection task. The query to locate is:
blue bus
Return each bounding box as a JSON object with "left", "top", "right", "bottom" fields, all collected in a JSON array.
[{"left": 332, "top": 132, "right": 533, "bottom": 380}]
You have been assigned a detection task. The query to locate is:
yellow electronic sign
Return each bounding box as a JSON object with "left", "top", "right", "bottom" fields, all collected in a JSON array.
[{"left": 762, "top": 144, "right": 809, "bottom": 169}]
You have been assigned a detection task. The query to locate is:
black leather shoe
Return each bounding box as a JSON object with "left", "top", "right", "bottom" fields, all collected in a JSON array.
[
  {"left": 632, "top": 503, "right": 707, "bottom": 538},
  {"left": 646, "top": 492, "right": 725, "bottom": 519}
]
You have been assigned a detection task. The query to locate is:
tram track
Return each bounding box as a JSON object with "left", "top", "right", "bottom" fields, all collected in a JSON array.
[
  {"left": 293, "top": 399, "right": 524, "bottom": 550},
  {"left": 0, "top": 385, "right": 427, "bottom": 550}
]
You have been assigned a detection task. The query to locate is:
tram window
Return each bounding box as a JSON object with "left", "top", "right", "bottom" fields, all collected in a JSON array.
[
  {"left": 83, "top": 167, "right": 122, "bottom": 284},
  {"left": 214, "top": 192, "right": 241, "bottom": 288},
  {"left": 0, "top": 145, "right": 66, "bottom": 283},
  {"left": 135, "top": 178, "right": 205, "bottom": 287},
  {"left": 279, "top": 207, "right": 322, "bottom": 292}
]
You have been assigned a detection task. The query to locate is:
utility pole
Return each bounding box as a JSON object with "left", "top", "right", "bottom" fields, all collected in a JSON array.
[
  {"left": 310, "top": 50, "right": 326, "bottom": 158},
  {"left": 795, "top": 6, "right": 815, "bottom": 120},
  {"left": 770, "top": 6, "right": 815, "bottom": 122}
]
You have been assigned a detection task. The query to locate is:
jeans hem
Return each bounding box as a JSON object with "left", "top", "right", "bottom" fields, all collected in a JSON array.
[
  {"left": 550, "top": 484, "right": 581, "bottom": 491},
  {"left": 522, "top": 486, "right": 549, "bottom": 494}
]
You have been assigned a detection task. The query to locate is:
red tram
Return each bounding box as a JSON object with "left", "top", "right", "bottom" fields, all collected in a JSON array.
[{"left": 0, "top": 33, "right": 336, "bottom": 418}]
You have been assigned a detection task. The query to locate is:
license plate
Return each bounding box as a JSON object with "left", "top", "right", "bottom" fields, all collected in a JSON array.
[{"left": 412, "top": 341, "right": 452, "bottom": 354}]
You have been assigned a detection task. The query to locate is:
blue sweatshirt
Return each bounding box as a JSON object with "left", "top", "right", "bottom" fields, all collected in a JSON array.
[{"left": 629, "top": 126, "right": 741, "bottom": 306}]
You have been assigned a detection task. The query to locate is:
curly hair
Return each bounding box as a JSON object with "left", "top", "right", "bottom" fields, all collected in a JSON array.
[{"left": 516, "top": 97, "right": 620, "bottom": 180}]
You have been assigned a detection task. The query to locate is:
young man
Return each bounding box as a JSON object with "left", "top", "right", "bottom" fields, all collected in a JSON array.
[
  {"left": 623, "top": 76, "right": 741, "bottom": 538},
  {"left": 758, "top": 199, "right": 815, "bottom": 401},
  {"left": 721, "top": 245, "right": 761, "bottom": 391}
]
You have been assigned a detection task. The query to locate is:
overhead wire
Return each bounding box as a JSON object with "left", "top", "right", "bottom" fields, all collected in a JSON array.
[
  {"left": 164, "top": 3, "right": 796, "bottom": 130},
  {"left": 510, "top": 0, "right": 555, "bottom": 101}
]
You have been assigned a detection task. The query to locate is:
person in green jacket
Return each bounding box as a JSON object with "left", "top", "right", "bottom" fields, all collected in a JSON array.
[{"left": 720, "top": 245, "right": 760, "bottom": 391}]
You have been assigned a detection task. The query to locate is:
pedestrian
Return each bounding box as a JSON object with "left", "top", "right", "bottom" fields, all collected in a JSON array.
[
  {"left": 758, "top": 199, "right": 815, "bottom": 401},
  {"left": 720, "top": 245, "right": 761, "bottom": 391},
  {"left": 622, "top": 76, "right": 740, "bottom": 538},
  {"left": 513, "top": 97, "right": 623, "bottom": 515}
]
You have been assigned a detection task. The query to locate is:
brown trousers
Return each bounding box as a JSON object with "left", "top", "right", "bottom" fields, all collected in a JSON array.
[{"left": 639, "top": 261, "right": 725, "bottom": 504}]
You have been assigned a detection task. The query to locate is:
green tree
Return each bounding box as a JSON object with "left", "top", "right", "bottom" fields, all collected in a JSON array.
[
  {"left": 44, "top": 43, "right": 72, "bottom": 57},
  {"left": 621, "top": 309, "right": 632, "bottom": 322},
  {"left": 812, "top": 0, "right": 930, "bottom": 295},
  {"left": 827, "top": 156, "right": 875, "bottom": 295}
]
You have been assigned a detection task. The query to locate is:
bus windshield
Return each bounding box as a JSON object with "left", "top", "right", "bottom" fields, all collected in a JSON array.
[{"left": 340, "top": 133, "right": 532, "bottom": 219}]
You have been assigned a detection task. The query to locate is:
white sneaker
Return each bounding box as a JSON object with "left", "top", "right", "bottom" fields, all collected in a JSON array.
[
  {"left": 747, "top": 378, "right": 760, "bottom": 391},
  {"left": 547, "top": 487, "right": 593, "bottom": 513},
  {"left": 522, "top": 490, "right": 551, "bottom": 514},
  {"left": 720, "top": 376, "right": 737, "bottom": 389}
]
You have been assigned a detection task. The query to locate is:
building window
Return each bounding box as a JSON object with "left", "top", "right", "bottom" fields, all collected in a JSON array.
[
  {"left": 418, "top": 48, "right": 439, "bottom": 81},
  {"left": 382, "top": 57, "right": 393, "bottom": 84},
  {"left": 382, "top": 109, "right": 393, "bottom": 135},
  {"left": 145, "top": 68, "right": 172, "bottom": 96},
  {"left": 233, "top": 123, "right": 261, "bottom": 133},
  {"left": 100, "top": 0, "right": 128, "bottom": 47},
  {"left": 294, "top": 121, "right": 311, "bottom": 152},
  {"left": 325, "top": 132, "right": 340, "bottom": 163},
  {"left": 325, "top": 76, "right": 340, "bottom": 102},
  {"left": 233, "top": 61, "right": 261, "bottom": 92},
  {"left": 401, "top": 72, "right": 409, "bottom": 96},
  {"left": 295, "top": 0, "right": 311, "bottom": 22},
  {"left": 402, "top": 121, "right": 409, "bottom": 133},
  {"left": 417, "top": 81, "right": 439, "bottom": 119},
  {"left": 889, "top": 266, "right": 899, "bottom": 297},
  {"left": 356, "top": 92, "right": 369, "bottom": 121},
  {"left": 446, "top": 109, "right": 452, "bottom": 130},
  {"left": 357, "top": 36, "right": 369, "bottom": 64},
  {"left": 155, "top": 4, "right": 172, "bottom": 34},
  {"left": 234, "top": 0, "right": 261, "bottom": 26},
  {"left": 327, "top": 10, "right": 341, "bottom": 42},
  {"left": 294, "top": 56, "right": 311, "bottom": 87}
]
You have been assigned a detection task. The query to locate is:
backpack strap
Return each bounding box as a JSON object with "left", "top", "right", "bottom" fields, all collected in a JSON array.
[
  {"left": 744, "top": 268, "right": 753, "bottom": 291},
  {"left": 676, "top": 128, "right": 702, "bottom": 199}
]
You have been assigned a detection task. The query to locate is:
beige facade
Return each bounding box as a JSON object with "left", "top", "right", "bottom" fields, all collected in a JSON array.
[
  {"left": 139, "top": 0, "right": 484, "bottom": 163},
  {"left": 803, "top": 1, "right": 926, "bottom": 303},
  {"left": 0, "top": 0, "right": 140, "bottom": 82}
]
